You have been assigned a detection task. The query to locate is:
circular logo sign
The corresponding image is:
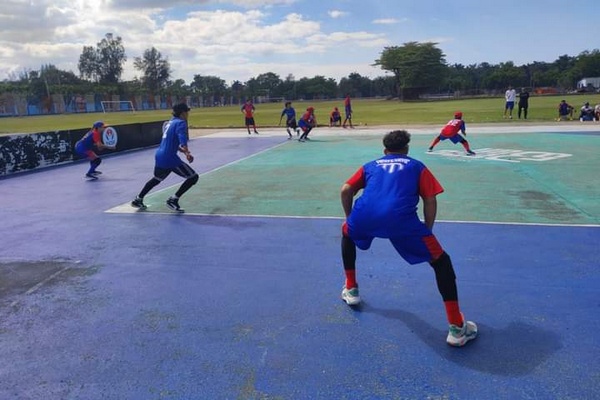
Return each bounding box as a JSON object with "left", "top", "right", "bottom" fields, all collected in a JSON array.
[{"left": 102, "top": 126, "right": 118, "bottom": 147}]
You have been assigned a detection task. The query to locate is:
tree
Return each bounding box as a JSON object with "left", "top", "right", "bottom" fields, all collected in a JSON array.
[
  {"left": 77, "top": 33, "right": 127, "bottom": 84},
  {"left": 191, "top": 75, "right": 227, "bottom": 105},
  {"left": 134, "top": 47, "right": 171, "bottom": 93},
  {"left": 374, "top": 42, "right": 447, "bottom": 100},
  {"left": 78, "top": 46, "right": 100, "bottom": 82}
]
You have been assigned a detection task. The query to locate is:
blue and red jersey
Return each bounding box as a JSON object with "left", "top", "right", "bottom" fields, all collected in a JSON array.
[
  {"left": 155, "top": 117, "right": 188, "bottom": 168},
  {"left": 75, "top": 129, "right": 102, "bottom": 152},
  {"left": 346, "top": 154, "right": 443, "bottom": 238},
  {"left": 242, "top": 103, "right": 255, "bottom": 118},
  {"left": 440, "top": 119, "right": 466, "bottom": 137},
  {"left": 298, "top": 110, "right": 315, "bottom": 128}
]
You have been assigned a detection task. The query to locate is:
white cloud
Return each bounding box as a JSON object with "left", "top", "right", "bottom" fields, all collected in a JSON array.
[
  {"left": 372, "top": 18, "right": 406, "bottom": 25},
  {"left": 0, "top": 1, "right": 390, "bottom": 83},
  {"left": 328, "top": 10, "right": 348, "bottom": 19}
]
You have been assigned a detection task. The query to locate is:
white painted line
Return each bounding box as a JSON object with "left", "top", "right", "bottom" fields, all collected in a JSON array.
[
  {"left": 105, "top": 140, "right": 289, "bottom": 214},
  {"left": 103, "top": 210, "right": 600, "bottom": 228}
]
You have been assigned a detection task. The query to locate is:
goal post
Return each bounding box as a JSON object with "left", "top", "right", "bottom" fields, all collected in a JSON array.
[{"left": 101, "top": 101, "right": 135, "bottom": 113}]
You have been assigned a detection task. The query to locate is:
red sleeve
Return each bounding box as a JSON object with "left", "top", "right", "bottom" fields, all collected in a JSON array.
[
  {"left": 419, "top": 167, "right": 444, "bottom": 198},
  {"left": 346, "top": 166, "right": 365, "bottom": 191},
  {"left": 92, "top": 130, "right": 102, "bottom": 144}
]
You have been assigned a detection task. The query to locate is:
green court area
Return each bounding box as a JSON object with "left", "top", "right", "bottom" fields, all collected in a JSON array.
[{"left": 132, "top": 132, "right": 599, "bottom": 225}]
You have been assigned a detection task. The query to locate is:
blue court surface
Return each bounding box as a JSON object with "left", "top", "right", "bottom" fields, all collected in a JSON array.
[{"left": 0, "top": 124, "right": 599, "bottom": 399}]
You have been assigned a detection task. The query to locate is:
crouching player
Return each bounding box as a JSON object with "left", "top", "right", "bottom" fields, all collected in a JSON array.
[
  {"left": 298, "top": 107, "right": 316, "bottom": 142},
  {"left": 75, "top": 121, "right": 116, "bottom": 180},
  {"left": 340, "top": 130, "right": 478, "bottom": 347},
  {"left": 428, "top": 111, "right": 475, "bottom": 156}
]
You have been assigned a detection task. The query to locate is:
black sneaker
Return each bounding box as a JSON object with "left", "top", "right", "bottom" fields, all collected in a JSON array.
[
  {"left": 166, "top": 197, "right": 184, "bottom": 212},
  {"left": 85, "top": 173, "right": 98, "bottom": 180},
  {"left": 91, "top": 171, "right": 102, "bottom": 175},
  {"left": 254, "top": 131, "right": 259, "bottom": 135},
  {"left": 131, "top": 197, "right": 146, "bottom": 209}
]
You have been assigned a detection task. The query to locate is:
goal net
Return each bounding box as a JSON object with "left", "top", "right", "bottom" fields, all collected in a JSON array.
[{"left": 101, "top": 101, "right": 135, "bottom": 113}]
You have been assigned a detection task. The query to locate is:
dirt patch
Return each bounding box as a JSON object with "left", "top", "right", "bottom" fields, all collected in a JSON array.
[{"left": 0, "top": 260, "right": 98, "bottom": 307}]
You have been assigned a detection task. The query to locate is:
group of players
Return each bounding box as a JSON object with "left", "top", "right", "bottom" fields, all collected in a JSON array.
[{"left": 74, "top": 101, "right": 479, "bottom": 347}]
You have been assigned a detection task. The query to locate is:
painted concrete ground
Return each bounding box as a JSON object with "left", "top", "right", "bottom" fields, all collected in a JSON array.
[{"left": 0, "top": 124, "right": 599, "bottom": 399}]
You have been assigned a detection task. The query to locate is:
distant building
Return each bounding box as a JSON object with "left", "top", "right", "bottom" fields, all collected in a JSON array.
[{"left": 577, "top": 77, "right": 600, "bottom": 90}]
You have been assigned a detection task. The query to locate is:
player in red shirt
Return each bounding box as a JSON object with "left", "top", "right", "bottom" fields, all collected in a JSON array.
[
  {"left": 342, "top": 95, "right": 353, "bottom": 128},
  {"left": 241, "top": 99, "right": 259, "bottom": 135},
  {"left": 428, "top": 111, "right": 475, "bottom": 155},
  {"left": 340, "top": 130, "right": 477, "bottom": 347},
  {"left": 298, "top": 106, "right": 316, "bottom": 142},
  {"left": 329, "top": 107, "right": 341, "bottom": 127}
]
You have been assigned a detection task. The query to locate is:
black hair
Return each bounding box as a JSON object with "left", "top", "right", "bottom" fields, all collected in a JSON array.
[
  {"left": 383, "top": 130, "right": 411, "bottom": 152},
  {"left": 285, "top": 101, "right": 291, "bottom": 107}
]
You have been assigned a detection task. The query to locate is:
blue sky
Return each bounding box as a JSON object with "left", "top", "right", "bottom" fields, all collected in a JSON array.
[{"left": 0, "top": 0, "right": 598, "bottom": 84}]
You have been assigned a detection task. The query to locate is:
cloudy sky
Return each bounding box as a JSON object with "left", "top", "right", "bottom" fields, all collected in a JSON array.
[{"left": 1, "top": 0, "right": 598, "bottom": 85}]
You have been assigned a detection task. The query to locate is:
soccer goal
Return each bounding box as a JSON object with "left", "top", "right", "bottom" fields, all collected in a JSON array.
[{"left": 101, "top": 100, "right": 135, "bottom": 113}]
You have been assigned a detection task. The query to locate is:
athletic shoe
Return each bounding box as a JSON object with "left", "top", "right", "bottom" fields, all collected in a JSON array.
[
  {"left": 466, "top": 150, "right": 476, "bottom": 156},
  {"left": 446, "top": 317, "right": 478, "bottom": 347},
  {"left": 428, "top": 147, "right": 433, "bottom": 152},
  {"left": 298, "top": 138, "right": 305, "bottom": 142},
  {"left": 254, "top": 131, "right": 260, "bottom": 135},
  {"left": 91, "top": 170, "right": 102, "bottom": 175},
  {"left": 166, "top": 197, "right": 184, "bottom": 213},
  {"left": 341, "top": 286, "right": 361, "bottom": 306},
  {"left": 131, "top": 197, "right": 146, "bottom": 209},
  {"left": 85, "top": 173, "right": 98, "bottom": 180}
]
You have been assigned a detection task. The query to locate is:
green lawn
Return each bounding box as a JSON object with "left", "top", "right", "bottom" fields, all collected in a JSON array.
[{"left": 1, "top": 94, "right": 598, "bottom": 134}]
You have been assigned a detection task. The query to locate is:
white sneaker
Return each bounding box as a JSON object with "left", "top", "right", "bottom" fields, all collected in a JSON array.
[
  {"left": 446, "top": 316, "right": 478, "bottom": 347},
  {"left": 341, "top": 286, "right": 361, "bottom": 306}
]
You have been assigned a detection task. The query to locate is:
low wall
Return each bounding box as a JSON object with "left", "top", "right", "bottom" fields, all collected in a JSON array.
[{"left": 0, "top": 121, "right": 164, "bottom": 177}]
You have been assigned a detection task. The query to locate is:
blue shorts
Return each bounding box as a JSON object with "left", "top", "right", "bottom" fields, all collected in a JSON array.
[
  {"left": 439, "top": 134, "right": 463, "bottom": 144},
  {"left": 505, "top": 101, "right": 515, "bottom": 110},
  {"left": 343, "top": 221, "right": 443, "bottom": 265}
]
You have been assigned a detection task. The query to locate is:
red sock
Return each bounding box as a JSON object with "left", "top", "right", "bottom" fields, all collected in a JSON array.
[
  {"left": 461, "top": 141, "right": 472, "bottom": 152},
  {"left": 444, "top": 300, "right": 463, "bottom": 326},
  {"left": 345, "top": 270, "right": 357, "bottom": 289}
]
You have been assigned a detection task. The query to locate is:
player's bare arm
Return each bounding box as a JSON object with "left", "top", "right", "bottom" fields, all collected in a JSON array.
[
  {"left": 422, "top": 196, "right": 438, "bottom": 230},
  {"left": 179, "top": 145, "right": 194, "bottom": 163},
  {"left": 341, "top": 183, "right": 356, "bottom": 217}
]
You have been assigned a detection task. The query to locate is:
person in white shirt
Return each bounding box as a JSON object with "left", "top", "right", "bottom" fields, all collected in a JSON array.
[{"left": 503, "top": 85, "right": 517, "bottom": 119}]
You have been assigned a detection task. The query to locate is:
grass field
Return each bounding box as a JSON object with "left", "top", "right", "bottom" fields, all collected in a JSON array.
[{"left": 0, "top": 94, "right": 598, "bottom": 134}]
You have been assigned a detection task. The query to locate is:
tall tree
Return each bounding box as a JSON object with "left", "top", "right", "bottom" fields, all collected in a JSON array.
[
  {"left": 374, "top": 42, "right": 447, "bottom": 100},
  {"left": 97, "top": 33, "right": 127, "bottom": 84},
  {"left": 134, "top": 47, "right": 171, "bottom": 93},
  {"left": 78, "top": 46, "right": 100, "bottom": 82},
  {"left": 78, "top": 33, "right": 127, "bottom": 84}
]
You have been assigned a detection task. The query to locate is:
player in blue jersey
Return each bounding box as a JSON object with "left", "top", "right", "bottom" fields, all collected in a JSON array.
[
  {"left": 278, "top": 101, "right": 299, "bottom": 139},
  {"left": 340, "top": 130, "right": 477, "bottom": 347},
  {"left": 74, "top": 121, "right": 116, "bottom": 180},
  {"left": 131, "top": 103, "right": 198, "bottom": 212}
]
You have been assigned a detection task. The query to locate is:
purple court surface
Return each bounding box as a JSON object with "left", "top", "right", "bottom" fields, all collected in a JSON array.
[{"left": 0, "top": 126, "right": 599, "bottom": 400}]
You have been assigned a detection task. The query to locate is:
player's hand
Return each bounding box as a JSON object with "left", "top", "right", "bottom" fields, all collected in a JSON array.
[{"left": 186, "top": 153, "right": 194, "bottom": 163}]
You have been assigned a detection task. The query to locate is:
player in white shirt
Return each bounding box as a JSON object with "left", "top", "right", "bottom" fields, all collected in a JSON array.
[{"left": 503, "top": 86, "right": 517, "bottom": 119}]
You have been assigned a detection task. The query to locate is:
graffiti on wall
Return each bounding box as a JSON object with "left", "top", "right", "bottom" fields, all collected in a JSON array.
[{"left": 0, "top": 132, "right": 73, "bottom": 175}]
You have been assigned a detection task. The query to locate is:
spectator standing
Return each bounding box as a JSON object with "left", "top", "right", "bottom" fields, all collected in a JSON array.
[
  {"left": 503, "top": 85, "right": 516, "bottom": 119},
  {"left": 517, "top": 88, "right": 530, "bottom": 119}
]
